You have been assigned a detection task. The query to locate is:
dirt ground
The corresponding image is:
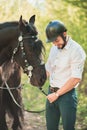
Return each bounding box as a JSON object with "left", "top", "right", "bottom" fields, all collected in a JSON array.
[
  {"left": 23, "top": 111, "right": 46, "bottom": 130},
  {"left": 7, "top": 111, "right": 85, "bottom": 130},
  {"left": 7, "top": 111, "right": 46, "bottom": 130}
]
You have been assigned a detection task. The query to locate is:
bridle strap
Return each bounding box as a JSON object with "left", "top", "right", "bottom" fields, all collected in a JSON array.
[
  {"left": 5, "top": 81, "right": 22, "bottom": 108},
  {"left": 0, "top": 84, "right": 22, "bottom": 90},
  {"left": 23, "top": 35, "right": 37, "bottom": 39},
  {"left": 11, "top": 33, "right": 35, "bottom": 75}
]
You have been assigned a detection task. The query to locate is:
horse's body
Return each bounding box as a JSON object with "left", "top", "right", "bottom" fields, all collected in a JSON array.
[{"left": 0, "top": 15, "right": 46, "bottom": 130}]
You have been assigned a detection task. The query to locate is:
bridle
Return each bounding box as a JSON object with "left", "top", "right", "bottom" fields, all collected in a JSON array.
[
  {"left": 11, "top": 32, "right": 47, "bottom": 96},
  {"left": 11, "top": 32, "right": 38, "bottom": 81}
]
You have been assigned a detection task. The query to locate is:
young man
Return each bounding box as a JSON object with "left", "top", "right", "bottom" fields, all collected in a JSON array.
[{"left": 45, "top": 20, "right": 86, "bottom": 130}]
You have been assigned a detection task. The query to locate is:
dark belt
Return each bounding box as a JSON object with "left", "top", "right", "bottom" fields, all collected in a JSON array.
[{"left": 49, "top": 86, "right": 60, "bottom": 93}]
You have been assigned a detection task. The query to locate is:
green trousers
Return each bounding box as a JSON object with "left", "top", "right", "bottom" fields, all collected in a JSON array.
[{"left": 46, "top": 87, "right": 77, "bottom": 130}]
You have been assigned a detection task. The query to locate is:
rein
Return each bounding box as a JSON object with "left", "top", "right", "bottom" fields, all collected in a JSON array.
[
  {"left": 5, "top": 81, "right": 23, "bottom": 108},
  {"left": 0, "top": 81, "right": 47, "bottom": 113},
  {"left": 0, "top": 80, "right": 23, "bottom": 108},
  {"left": 38, "top": 87, "right": 47, "bottom": 96},
  {"left": 0, "top": 84, "right": 21, "bottom": 90}
]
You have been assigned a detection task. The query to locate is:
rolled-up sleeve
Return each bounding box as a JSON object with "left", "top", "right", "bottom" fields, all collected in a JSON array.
[
  {"left": 45, "top": 58, "right": 51, "bottom": 73},
  {"left": 71, "top": 48, "right": 86, "bottom": 79},
  {"left": 45, "top": 47, "right": 55, "bottom": 73}
]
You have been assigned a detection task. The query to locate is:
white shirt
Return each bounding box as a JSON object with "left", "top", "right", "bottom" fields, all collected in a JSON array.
[{"left": 45, "top": 37, "right": 86, "bottom": 88}]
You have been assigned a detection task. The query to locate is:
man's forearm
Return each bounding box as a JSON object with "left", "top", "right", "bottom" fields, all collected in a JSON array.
[{"left": 56, "top": 77, "right": 81, "bottom": 96}]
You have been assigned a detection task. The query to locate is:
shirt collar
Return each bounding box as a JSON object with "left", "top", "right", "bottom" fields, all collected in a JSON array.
[{"left": 64, "top": 36, "right": 71, "bottom": 50}]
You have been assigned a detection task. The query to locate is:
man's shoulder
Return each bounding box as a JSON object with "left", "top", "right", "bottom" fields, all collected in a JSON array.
[
  {"left": 70, "top": 39, "right": 86, "bottom": 59},
  {"left": 70, "top": 38, "right": 84, "bottom": 51}
]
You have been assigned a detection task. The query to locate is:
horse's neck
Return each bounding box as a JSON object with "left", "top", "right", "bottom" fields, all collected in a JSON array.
[
  {"left": 0, "top": 62, "right": 21, "bottom": 85},
  {"left": 0, "top": 62, "right": 14, "bottom": 82},
  {"left": 0, "top": 26, "right": 19, "bottom": 47},
  {"left": 0, "top": 26, "right": 19, "bottom": 65},
  {"left": 0, "top": 21, "right": 18, "bottom": 30}
]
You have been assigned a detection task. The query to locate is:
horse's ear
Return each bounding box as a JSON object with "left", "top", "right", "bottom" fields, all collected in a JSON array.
[
  {"left": 19, "top": 15, "right": 23, "bottom": 25},
  {"left": 19, "top": 15, "right": 25, "bottom": 31},
  {"left": 29, "top": 15, "right": 35, "bottom": 24}
]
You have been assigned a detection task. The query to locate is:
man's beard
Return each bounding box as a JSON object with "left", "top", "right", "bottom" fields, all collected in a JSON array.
[
  {"left": 57, "top": 41, "right": 66, "bottom": 49},
  {"left": 58, "top": 34, "right": 67, "bottom": 49},
  {"left": 61, "top": 41, "right": 66, "bottom": 49}
]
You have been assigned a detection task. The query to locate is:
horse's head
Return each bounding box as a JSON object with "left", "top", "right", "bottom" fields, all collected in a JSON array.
[{"left": 12, "top": 15, "right": 47, "bottom": 87}]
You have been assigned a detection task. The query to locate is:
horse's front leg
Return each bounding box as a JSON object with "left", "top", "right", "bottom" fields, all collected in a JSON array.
[
  {"left": 12, "top": 105, "right": 24, "bottom": 130},
  {"left": 10, "top": 91, "right": 24, "bottom": 130},
  {"left": 0, "top": 113, "right": 8, "bottom": 130},
  {"left": 0, "top": 90, "right": 8, "bottom": 130},
  {"left": 12, "top": 115, "right": 23, "bottom": 130}
]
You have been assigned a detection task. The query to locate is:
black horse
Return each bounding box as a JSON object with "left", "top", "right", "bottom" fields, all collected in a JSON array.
[{"left": 0, "top": 15, "right": 46, "bottom": 130}]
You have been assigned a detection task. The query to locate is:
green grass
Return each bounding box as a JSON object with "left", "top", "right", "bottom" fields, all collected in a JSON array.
[{"left": 21, "top": 73, "right": 49, "bottom": 111}]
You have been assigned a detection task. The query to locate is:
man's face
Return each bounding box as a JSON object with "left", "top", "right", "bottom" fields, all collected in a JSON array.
[{"left": 53, "top": 35, "right": 66, "bottom": 49}]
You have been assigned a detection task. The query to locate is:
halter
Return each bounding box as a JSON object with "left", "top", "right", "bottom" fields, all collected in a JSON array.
[
  {"left": 11, "top": 33, "right": 38, "bottom": 81},
  {"left": 11, "top": 33, "right": 47, "bottom": 96}
]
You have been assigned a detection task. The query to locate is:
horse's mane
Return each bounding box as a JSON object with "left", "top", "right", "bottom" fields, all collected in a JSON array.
[
  {"left": 33, "top": 39, "right": 45, "bottom": 57},
  {"left": 0, "top": 20, "right": 28, "bottom": 44},
  {"left": 0, "top": 19, "right": 28, "bottom": 29},
  {"left": 0, "top": 21, "right": 20, "bottom": 79},
  {"left": 0, "top": 21, "right": 18, "bottom": 29}
]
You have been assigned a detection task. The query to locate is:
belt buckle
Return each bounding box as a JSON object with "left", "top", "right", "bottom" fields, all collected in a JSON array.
[
  {"left": 50, "top": 87, "right": 59, "bottom": 93},
  {"left": 50, "top": 87, "right": 56, "bottom": 92}
]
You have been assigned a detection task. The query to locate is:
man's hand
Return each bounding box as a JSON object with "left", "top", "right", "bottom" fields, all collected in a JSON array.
[{"left": 47, "top": 92, "right": 59, "bottom": 103}]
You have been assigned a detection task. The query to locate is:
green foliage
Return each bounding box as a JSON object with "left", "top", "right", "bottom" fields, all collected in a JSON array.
[
  {"left": 76, "top": 92, "right": 87, "bottom": 129},
  {"left": 21, "top": 73, "right": 49, "bottom": 111},
  {"left": 0, "top": 0, "right": 87, "bottom": 129},
  {"left": 64, "top": 0, "right": 87, "bottom": 10}
]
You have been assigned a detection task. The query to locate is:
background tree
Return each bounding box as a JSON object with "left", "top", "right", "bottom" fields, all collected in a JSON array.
[{"left": 0, "top": 0, "right": 87, "bottom": 129}]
